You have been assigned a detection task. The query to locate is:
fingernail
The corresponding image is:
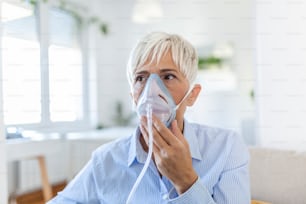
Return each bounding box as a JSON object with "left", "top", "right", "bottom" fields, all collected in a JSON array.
[{"left": 173, "top": 120, "right": 177, "bottom": 126}]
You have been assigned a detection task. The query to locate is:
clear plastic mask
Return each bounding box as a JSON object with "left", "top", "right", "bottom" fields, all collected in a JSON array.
[{"left": 136, "top": 73, "right": 176, "bottom": 127}]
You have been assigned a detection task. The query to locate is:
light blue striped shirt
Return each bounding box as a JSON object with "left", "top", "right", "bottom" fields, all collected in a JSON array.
[{"left": 48, "top": 120, "right": 250, "bottom": 204}]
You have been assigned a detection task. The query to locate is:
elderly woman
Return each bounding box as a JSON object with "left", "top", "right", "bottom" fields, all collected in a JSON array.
[{"left": 48, "top": 32, "right": 250, "bottom": 204}]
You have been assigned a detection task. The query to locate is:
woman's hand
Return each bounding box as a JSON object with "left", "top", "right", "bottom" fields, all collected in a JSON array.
[{"left": 140, "top": 116, "right": 198, "bottom": 194}]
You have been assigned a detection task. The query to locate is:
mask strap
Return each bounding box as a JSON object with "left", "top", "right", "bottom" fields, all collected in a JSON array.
[{"left": 175, "top": 83, "right": 195, "bottom": 110}]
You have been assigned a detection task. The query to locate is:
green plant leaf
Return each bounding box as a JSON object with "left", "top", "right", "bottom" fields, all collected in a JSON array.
[
  {"left": 198, "top": 56, "right": 222, "bottom": 70},
  {"left": 100, "top": 23, "right": 108, "bottom": 35}
]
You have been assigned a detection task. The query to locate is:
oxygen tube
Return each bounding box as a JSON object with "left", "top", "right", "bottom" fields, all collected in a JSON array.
[{"left": 126, "top": 104, "right": 153, "bottom": 204}]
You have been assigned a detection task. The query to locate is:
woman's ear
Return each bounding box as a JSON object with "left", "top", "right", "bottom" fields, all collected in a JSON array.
[{"left": 186, "top": 84, "right": 202, "bottom": 106}]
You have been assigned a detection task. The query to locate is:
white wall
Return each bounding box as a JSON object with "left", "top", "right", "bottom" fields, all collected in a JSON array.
[
  {"left": 0, "top": 143, "right": 7, "bottom": 204},
  {"left": 92, "top": 0, "right": 256, "bottom": 131},
  {"left": 0, "top": 2, "right": 8, "bottom": 203},
  {"left": 0, "top": 139, "right": 8, "bottom": 203},
  {"left": 256, "top": 1, "right": 306, "bottom": 149}
]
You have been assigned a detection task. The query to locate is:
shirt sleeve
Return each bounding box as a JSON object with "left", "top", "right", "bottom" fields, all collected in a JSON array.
[
  {"left": 46, "top": 154, "right": 100, "bottom": 204},
  {"left": 168, "top": 133, "right": 250, "bottom": 204},
  {"left": 167, "top": 177, "right": 215, "bottom": 204}
]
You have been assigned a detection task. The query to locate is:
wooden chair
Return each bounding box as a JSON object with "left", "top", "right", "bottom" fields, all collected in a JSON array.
[
  {"left": 8, "top": 156, "right": 52, "bottom": 204},
  {"left": 251, "top": 200, "right": 272, "bottom": 204},
  {"left": 37, "top": 156, "right": 53, "bottom": 202}
]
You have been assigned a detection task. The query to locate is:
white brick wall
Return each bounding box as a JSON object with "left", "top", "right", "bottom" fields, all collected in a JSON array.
[
  {"left": 0, "top": 2, "right": 8, "bottom": 203},
  {"left": 0, "top": 143, "right": 8, "bottom": 204},
  {"left": 255, "top": 0, "right": 306, "bottom": 150}
]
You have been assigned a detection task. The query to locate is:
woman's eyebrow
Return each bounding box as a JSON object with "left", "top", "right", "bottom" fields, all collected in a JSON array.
[
  {"left": 159, "top": 68, "right": 178, "bottom": 73},
  {"left": 134, "top": 68, "right": 179, "bottom": 76},
  {"left": 134, "top": 70, "right": 150, "bottom": 75}
]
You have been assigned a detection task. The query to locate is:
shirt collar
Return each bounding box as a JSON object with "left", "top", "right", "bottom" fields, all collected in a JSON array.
[
  {"left": 183, "top": 120, "right": 202, "bottom": 161},
  {"left": 128, "top": 127, "right": 147, "bottom": 166},
  {"left": 127, "top": 120, "right": 202, "bottom": 167}
]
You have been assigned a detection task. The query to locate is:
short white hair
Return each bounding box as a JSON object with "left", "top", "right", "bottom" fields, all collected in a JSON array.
[{"left": 127, "top": 32, "right": 198, "bottom": 86}]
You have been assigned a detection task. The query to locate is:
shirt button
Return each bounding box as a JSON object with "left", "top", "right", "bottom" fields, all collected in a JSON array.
[{"left": 162, "top": 193, "right": 169, "bottom": 200}]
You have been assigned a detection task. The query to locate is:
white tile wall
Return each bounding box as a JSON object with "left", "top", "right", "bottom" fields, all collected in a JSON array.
[
  {"left": 255, "top": 0, "right": 306, "bottom": 149},
  {"left": 0, "top": 143, "right": 8, "bottom": 204},
  {"left": 0, "top": 3, "right": 8, "bottom": 201}
]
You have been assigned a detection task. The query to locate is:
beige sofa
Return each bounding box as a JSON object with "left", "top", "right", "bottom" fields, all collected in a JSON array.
[{"left": 249, "top": 147, "right": 306, "bottom": 204}]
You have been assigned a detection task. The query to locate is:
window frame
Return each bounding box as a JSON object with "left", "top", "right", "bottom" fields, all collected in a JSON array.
[{"left": 2, "top": 0, "right": 92, "bottom": 133}]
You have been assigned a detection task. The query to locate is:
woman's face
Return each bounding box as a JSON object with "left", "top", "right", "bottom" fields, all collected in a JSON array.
[{"left": 131, "top": 51, "right": 190, "bottom": 121}]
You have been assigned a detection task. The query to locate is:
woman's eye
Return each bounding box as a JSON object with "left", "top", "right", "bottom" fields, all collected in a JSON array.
[
  {"left": 135, "top": 75, "right": 146, "bottom": 82},
  {"left": 164, "top": 74, "right": 175, "bottom": 80}
]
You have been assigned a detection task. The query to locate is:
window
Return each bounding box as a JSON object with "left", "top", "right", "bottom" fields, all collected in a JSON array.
[
  {"left": 1, "top": 1, "right": 89, "bottom": 130},
  {"left": 1, "top": 1, "right": 41, "bottom": 125},
  {"left": 48, "top": 8, "right": 84, "bottom": 122},
  {"left": 49, "top": 45, "right": 83, "bottom": 122},
  {"left": 2, "top": 37, "right": 41, "bottom": 124}
]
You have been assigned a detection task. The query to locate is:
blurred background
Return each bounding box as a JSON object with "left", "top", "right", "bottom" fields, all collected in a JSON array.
[{"left": 1, "top": 0, "right": 306, "bottom": 203}]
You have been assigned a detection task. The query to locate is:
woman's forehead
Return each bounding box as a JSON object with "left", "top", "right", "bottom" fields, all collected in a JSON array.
[{"left": 135, "top": 51, "right": 180, "bottom": 73}]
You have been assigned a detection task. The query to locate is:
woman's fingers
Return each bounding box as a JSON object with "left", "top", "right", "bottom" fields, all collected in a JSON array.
[
  {"left": 152, "top": 116, "right": 179, "bottom": 146},
  {"left": 141, "top": 116, "right": 168, "bottom": 150}
]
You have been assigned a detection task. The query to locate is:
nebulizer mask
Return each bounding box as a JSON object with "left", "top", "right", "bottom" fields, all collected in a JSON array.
[{"left": 126, "top": 73, "right": 193, "bottom": 204}]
